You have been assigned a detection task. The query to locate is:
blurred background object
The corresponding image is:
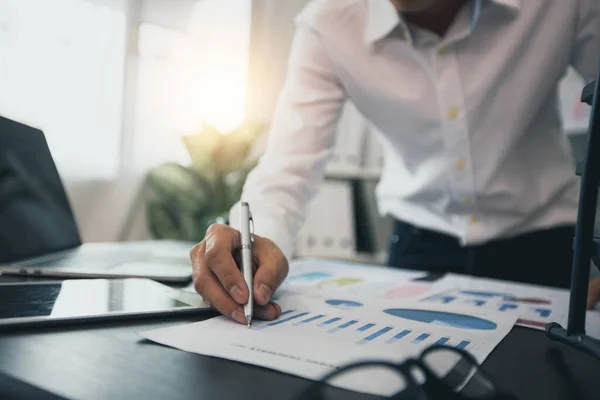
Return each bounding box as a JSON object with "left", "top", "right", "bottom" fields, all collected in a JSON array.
[
  {"left": 141, "top": 120, "right": 265, "bottom": 242},
  {"left": 0, "top": 0, "right": 594, "bottom": 266}
]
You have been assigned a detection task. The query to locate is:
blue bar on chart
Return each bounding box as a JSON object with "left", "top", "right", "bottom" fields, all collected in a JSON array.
[
  {"left": 433, "top": 296, "right": 455, "bottom": 304},
  {"left": 535, "top": 308, "right": 551, "bottom": 318},
  {"left": 319, "top": 317, "right": 342, "bottom": 327},
  {"left": 356, "top": 326, "right": 393, "bottom": 345},
  {"left": 456, "top": 340, "right": 471, "bottom": 350},
  {"left": 412, "top": 333, "right": 431, "bottom": 344},
  {"left": 357, "top": 323, "right": 375, "bottom": 332},
  {"left": 280, "top": 310, "right": 295, "bottom": 316},
  {"left": 433, "top": 337, "right": 450, "bottom": 346},
  {"left": 466, "top": 300, "right": 485, "bottom": 306},
  {"left": 258, "top": 312, "right": 310, "bottom": 330},
  {"left": 385, "top": 329, "right": 411, "bottom": 344},
  {"left": 293, "top": 314, "right": 325, "bottom": 326},
  {"left": 328, "top": 320, "right": 358, "bottom": 333},
  {"left": 499, "top": 304, "right": 518, "bottom": 312}
]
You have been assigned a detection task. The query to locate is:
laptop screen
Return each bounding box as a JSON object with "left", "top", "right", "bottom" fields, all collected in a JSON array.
[{"left": 0, "top": 115, "right": 82, "bottom": 263}]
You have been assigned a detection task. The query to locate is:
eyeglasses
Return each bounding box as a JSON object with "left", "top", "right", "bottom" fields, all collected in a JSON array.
[{"left": 291, "top": 344, "right": 518, "bottom": 400}]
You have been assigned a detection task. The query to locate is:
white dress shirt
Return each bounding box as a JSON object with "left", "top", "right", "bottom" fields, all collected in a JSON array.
[{"left": 229, "top": 0, "right": 600, "bottom": 262}]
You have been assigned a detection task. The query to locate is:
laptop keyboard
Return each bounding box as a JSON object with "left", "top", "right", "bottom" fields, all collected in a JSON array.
[{"left": 18, "top": 242, "right": 193, "bottom": 269}]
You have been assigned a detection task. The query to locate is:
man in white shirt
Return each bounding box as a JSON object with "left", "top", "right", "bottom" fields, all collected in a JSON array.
[{"left": 190, "top": 0, "right": 600, "bottom": 325}]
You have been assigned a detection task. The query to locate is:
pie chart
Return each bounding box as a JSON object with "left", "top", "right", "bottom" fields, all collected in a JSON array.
[
  {"left": 383, "top": 308, "right": 497, "bottom": 330},
  {"left": 325, "top": 299, "right": 364, "bottom": 307}
]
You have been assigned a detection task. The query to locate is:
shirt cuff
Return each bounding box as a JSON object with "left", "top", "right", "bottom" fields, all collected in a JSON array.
[{"left": 229, "top": 202, "right": 295, "bottom": 263}]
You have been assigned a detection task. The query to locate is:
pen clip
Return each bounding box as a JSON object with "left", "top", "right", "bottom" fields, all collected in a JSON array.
[{"left": 249, "top": 212, "right": 254, "bottom": 243}]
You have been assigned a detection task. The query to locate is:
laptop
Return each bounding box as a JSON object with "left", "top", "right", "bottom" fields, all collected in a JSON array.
[{"left": 0, "top": 115, "right": 195, "bottom": 283}]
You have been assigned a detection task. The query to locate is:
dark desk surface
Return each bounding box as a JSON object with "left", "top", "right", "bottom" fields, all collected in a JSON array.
[{"left": 0, "top": 275, "right": 599, "bottom": 400}]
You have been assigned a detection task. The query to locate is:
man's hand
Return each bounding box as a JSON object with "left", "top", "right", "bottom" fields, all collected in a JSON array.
[
  {"left": 588, "top": 277, "right": 600, "bottom": 310},
  {"left": 190, "top": 224, "right": 289, "bottom": 324}
]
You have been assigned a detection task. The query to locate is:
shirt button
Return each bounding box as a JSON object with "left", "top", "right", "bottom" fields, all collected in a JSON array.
[
  {"left": 461, "top": 196, "right": 473, "bottom": 204},
  {"left": 469, "top": 216, "right": 480, "bottom": 224},
  {"left": 455, "top": 159, "right": 466, "bottom": 170},
  {"left": 438, "top": 46, "right": 448, "bottom": 55},
  {"left": 447, "top": 107, "right": 460, "bottom": 120}
]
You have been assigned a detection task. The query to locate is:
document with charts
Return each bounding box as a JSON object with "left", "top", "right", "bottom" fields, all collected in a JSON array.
[
  {"left": 180, "top": 258, "right": 588, "bottom": 333},
  {"left": 140, "top": 293, "right": 517, "bottom": 396},
  {"left": 277, "top": 259, "right": 577, "bottom": 331}
]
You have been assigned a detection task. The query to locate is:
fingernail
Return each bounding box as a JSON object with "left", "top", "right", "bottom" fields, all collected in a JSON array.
[
  {"left": 230, "top": 285, "right": 244, "bottom": 304},
  {"left": 232, "top": 310, "right": 246, "bottom": 324},
  {"left": 256, "top": 284, "right": 272, "bottom": 305}
]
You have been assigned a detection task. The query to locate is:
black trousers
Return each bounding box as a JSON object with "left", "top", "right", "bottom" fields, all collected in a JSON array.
[{"left": 387, "top": 220, "right": 575, "bottom": 289}]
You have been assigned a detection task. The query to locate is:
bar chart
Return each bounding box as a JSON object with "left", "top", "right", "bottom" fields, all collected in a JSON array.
[
  {"left": 292, "top": 313, "right": 324, "bottom": 326},
  {"left": 411, "top": 333, "right": 430, "bottom": 344},
  {"left": 324, "top": 299, "right": 363, "bottom": 307},
  {"left": 423, "top": 291, "right": 553, "bottom": 319},
  {"left": 263, "top": 311, "right": 310, "bottom": 327},
  {"left": 254, "top": 309, "right": 473, "bottom": 350},
  {"left": 319, "top": 317, "right": 342, "bottom": 327},
  {"left": 328, "top": 320, "right": 358, "bottom": 333},
  {"left": 385, "top": 330, "right": 411, "bottom": 344}
]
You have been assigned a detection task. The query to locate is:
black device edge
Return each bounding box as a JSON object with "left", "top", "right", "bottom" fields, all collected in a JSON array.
[
  {"left": 545, "top": 67, "right": 600, "bottom": 358},
  {"left": 0, "top": 307, "right": 216, "bottom": 334}
]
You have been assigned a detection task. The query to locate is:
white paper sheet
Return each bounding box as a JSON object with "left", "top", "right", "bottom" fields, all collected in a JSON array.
[
  {"left": 140, "top": 293, "right": 518, "bottom": 397},
  {"left": 180, "top": 281, "right": 197, "bottom": 294}
]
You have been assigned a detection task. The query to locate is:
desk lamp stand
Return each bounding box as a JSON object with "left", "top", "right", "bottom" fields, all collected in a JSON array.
[{"left": 545, "top": 67, "right": 600, "bottom": 359}]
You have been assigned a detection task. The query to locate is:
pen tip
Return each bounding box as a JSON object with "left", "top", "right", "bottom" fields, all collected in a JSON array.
[{"left": 246, "top": 316, "right": 252, "bottom": 328}]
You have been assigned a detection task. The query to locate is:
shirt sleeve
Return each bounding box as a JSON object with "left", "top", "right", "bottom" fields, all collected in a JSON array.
[
  {"left": 571, "top": 0, "right": 600, "bottom": 82},
  {"left": 228, "top": 18, "right": 347, "bottom": 262}
]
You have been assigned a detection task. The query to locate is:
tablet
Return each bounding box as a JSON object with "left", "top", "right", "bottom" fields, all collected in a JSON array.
[{"left": 0, "top": 278, "right": 210, "bottom": 330}]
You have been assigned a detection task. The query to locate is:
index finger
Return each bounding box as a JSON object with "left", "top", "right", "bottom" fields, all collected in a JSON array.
[{"left": 204, "top": 224, "right": 249, "bottom": 305}]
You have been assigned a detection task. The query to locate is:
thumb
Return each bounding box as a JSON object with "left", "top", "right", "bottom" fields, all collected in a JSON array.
[
  {"left": 587, "top": 278, "right": 600, "bottom": 310},
  {"left": 252, "top": 237, "right": 289, "bottom": 305}
]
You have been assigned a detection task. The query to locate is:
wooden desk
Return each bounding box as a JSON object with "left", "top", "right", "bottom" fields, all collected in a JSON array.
[{"left": 0, "top": 275, "right": 598, "bottom": 400}]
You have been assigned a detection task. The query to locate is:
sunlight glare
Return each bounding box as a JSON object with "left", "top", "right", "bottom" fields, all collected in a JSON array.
[{"left": 179, "top": 0, "right": 251, "bottom": 135}]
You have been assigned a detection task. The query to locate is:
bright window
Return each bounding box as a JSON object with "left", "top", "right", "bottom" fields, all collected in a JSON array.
[
  {"left": 132, "top": 0, "right": 252, "bottom": 173},
  {"left": 0, "top": 0, "right": 126, "bottom": 180},
  {"left": 0, "top": 0, "right": 252, "bottom": 179}
]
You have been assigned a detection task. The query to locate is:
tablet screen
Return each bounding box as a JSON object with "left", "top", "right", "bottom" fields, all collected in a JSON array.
[{"left": 0, "top": 279, "right": 203, "bottom": 320}]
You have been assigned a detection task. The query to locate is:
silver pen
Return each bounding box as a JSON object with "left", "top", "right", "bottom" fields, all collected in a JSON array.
[{"left": 240, "top": 202, "right": 254, "bottom": 328}]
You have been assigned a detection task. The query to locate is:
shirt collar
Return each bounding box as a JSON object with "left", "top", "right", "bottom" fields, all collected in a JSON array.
[
  {"left": 363, "top": 0, "right": 403, "bottom": 45},
  {"left": 364, "top": 0, "right": 520, "bottom": 45}
]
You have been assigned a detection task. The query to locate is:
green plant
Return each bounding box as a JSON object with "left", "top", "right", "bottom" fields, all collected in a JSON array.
[{"left": 143, "top": 121, "right": 265, "bottom": 242}]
